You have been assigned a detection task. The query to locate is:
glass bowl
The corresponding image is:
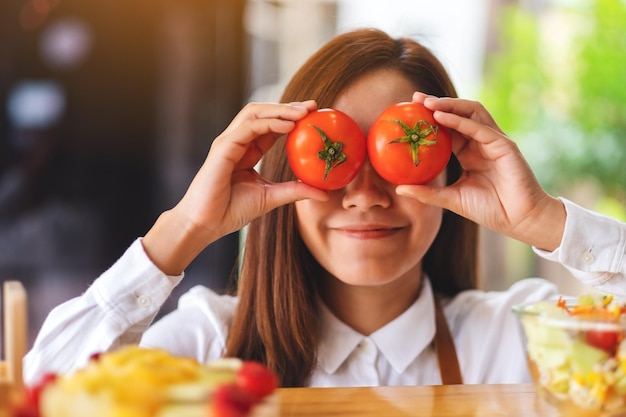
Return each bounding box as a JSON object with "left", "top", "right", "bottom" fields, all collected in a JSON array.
[{"left": 513, "top": 295, "right": 626, "bottom": 417}]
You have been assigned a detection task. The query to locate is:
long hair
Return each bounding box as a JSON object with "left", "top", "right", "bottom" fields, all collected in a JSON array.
[{"left": 226, "top": 28, "right": 478, "bottom": 387}]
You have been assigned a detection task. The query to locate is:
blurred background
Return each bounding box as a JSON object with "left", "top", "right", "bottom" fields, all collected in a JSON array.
[{"left": 0, "top": 0, "right": 625, "bottom": 345}]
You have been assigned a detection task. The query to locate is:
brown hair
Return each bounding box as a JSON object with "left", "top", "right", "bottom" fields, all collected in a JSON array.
[{"left": 225, "top": 28, "right": 478, "bottom": 387}]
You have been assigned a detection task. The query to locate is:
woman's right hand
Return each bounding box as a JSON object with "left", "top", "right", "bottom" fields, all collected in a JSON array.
[{"left": 142, "top": 101, "right": 328, "bottom": 275}]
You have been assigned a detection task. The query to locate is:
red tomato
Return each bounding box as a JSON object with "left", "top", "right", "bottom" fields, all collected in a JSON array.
[
  {"left": 236, "top": 361, "right": 279, "bottom": 400},
  {"left": 286, "top": 109, "right": 366, "bottom": 190},
  {"left": 367, "top": 102, "right": 452, "bottom": 185},
  {"left": 211, "top": 383, "right": 255, "bottom": 417},
  {"left": 11, "top": 372, "right": 58, "bottom": 417},
  {"left": 585, "top": 329, "right": 620, "bottom": 352}
]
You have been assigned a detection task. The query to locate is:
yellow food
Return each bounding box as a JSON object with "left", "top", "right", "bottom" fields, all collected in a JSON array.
[{"left": 40, "top": 346, "right": 242, "bottom": 417}]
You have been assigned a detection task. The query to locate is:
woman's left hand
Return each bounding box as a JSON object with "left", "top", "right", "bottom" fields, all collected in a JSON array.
[{"left": 396, "top": 92, "right": 566, "bottom": 251}]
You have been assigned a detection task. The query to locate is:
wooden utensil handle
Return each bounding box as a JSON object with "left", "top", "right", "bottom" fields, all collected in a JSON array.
[{"left": 3, "top": 280, "right": 28, "bottom": 388}]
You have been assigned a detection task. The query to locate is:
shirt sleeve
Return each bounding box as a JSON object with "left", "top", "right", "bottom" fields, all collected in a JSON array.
[
  {"left": 140, "top": 285, "right": 237, "bottom": 364},
  {"left": 534, "top": 198, "right": 626, "bottom": 294},
  {"left": 23, "top": 238, "right": 183, "bottom": 385},
  {"left": 448, "top": 278, "right": 560, "bottom": 384}
]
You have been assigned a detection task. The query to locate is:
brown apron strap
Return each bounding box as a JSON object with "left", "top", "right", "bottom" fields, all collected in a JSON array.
[{"left": 433, "top": 295, "right": 463, "bottom": 384}]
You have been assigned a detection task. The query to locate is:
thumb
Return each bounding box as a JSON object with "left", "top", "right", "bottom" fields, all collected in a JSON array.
[
  {"left": 396, "top": 184, "right": 460, "bottom": 213},
  {"left": 264, "top": 181, "right": 329, "bottom": 210}
]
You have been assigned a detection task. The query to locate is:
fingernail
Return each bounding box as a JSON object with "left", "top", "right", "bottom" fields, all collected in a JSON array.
[{"left": 396, "top": 186, "right": 411, "bottom": 196}]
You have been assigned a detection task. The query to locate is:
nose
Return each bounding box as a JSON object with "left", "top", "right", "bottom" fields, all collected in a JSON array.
[{"left": 341, "top": 160, "right": 392, "bottom": 210}]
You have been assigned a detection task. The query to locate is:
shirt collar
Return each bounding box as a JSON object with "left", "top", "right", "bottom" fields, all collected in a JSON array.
[{"left": 317, "top": 278, "right": 437, "bottom": 375}]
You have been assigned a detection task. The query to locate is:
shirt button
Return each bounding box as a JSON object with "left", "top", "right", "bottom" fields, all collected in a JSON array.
[
  {"left": 359, "top": 338, "right": 377, "bottom": 362},
  {"left": 581, "top": 250, "right": 595, "bottom": 264},
  {"left": 136, "top": 295, "right": 151, "bottom": 307}
]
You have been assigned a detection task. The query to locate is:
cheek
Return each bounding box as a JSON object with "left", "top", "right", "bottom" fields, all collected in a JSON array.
[
  {"left": 294, "top": 200, "right": 324, "bottom": 241},
  {"left": 294, "top": 196, "right": 347, "bottom": 268},
  {"left": 294, "top": 200, "right": 329, "bottom": 265},
  {"left": 295, "top": 192, "right": 341, "bottom": 229},
  {"left": 406, "top": 203, "right": 444, "bottom": 251},
  {"left": 425, "top": 207, "right": 444, "bottom": 239},
  {"left": 294, "top": 200, "right": 310, "bottom": 233}
]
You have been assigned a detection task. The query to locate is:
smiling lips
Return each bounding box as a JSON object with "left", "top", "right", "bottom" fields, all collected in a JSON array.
[{"left": 333, "top": 225, "right": 404, "bottom": 239}]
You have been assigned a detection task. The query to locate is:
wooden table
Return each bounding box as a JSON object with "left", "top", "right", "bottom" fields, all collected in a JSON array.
[{"left": 253, "top": 384, "right": 560, "bottom": 417}]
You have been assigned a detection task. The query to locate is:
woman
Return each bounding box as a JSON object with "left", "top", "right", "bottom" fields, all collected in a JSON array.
[
  {"left": 24, "top": 28, "right": 626, "bottom": 387},
  {"left": 227, "top": 29, "right": 477, "bottom": 387}
]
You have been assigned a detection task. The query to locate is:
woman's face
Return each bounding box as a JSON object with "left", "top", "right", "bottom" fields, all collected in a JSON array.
[{"left": 295, "top": 68, "right": 445, "bottom": 288}]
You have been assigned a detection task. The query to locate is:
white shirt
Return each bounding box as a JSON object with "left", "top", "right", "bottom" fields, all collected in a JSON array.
[{"left": 23, "top": 198, "right": 626, "bottom": 386}]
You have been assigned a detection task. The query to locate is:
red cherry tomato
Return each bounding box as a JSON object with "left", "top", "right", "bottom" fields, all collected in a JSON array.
[
  {"left": 236, "top": 361, "right": 279, "bottom": 400},
  {"left": 367, "top": 102, "right": 452, "bottom": 185},
  {"left": 585, "top": 329, "right": 620, "bottom": 352},
  {"left": 11, "top": 372, "right": 58, "bottom": 417},
  {"left": 286, "top": 109, "right": 366, "bottom": 190},
  {"left": 211, "top": 383, "right": 255, "bottom": 417}
]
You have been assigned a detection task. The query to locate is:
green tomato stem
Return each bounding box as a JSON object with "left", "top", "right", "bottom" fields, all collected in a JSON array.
[
  {"left": 388, "top": 119, "right": 439, "bottom": 166},
  {"left": 311, "top": 124, "right": 347, "bottom": 181}
]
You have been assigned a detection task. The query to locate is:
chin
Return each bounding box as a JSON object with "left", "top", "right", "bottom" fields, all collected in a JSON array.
[{"left": 335, "top": 268, "right": 408, "bottom": 287}]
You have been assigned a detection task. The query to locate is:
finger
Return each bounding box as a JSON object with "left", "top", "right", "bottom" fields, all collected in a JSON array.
[
  {"left": 423, "top": 97, "right": 501, "bottom": 131},
  {"left": 237, "top": 125, "right": 293, "bottom": 169},
  {"left": 448, "top": 130, "right": 470, "bottom": 157},
  {"left": 264, "top": 181, "right": 330, "bottom": 209},
  {"left": 252, "top": 100, "right": 317, "bottom": 120},
  {"left": 395, "top": 183, "right": 461, "bottom": 214},
  {"left": 222, "top": 101, "right": 315, "bottom": 136},
  {"left": 214, "top": 118, "right": 298, "bottom": 170},
  {"left": 432, "top": 111, "right": 510, "bottom": 158},
  {"left": 410, "top": 94, "right": 472, "bottom": 156},
  {"left": 233, "top": 101, "right": 319, "bottom": 167},
  {"left": 412, "top": 91, "right": 437, "bottom": 104},
  {"left": 254, "top": 99, "right": 317, "bottom": 152},
  {"left": 291, "top": 99, "right": 318, "bottom": 112},
  {"left": 218, "top": 100, "right": 317, "bottom": 158},
  {"left": 434, "top": 111, "right": 516, "bottom": 164}
]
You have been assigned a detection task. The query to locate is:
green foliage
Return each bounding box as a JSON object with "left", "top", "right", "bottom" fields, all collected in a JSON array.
[
  {"left": 573, "top": 0, "right": 626, "bottom": 133},
  {"left": 482, "top": 6, "right": 545, "bottom": 134},
  {"left": 482, "top": 0, "right": 626, "bottom": 204}
]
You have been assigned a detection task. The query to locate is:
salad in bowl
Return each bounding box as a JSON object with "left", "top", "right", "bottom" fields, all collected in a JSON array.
[{"left": 514, "top": 292, "right": 626, "bottom": 416}]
